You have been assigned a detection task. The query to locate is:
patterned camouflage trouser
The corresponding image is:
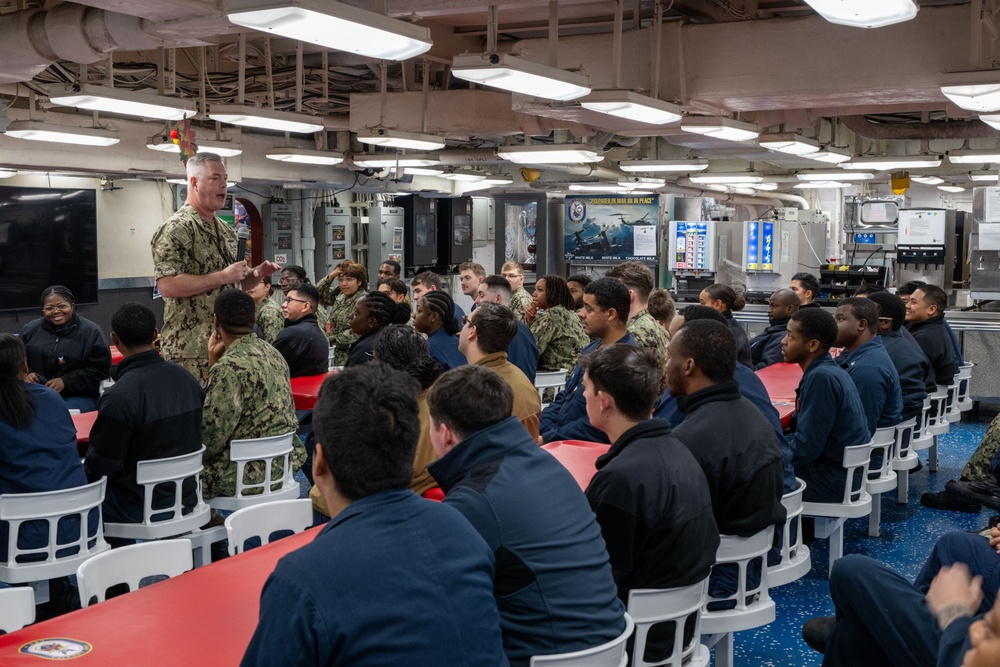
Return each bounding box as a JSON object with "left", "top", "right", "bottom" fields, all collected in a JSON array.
[{"left": 962, "top": 412, "right": 1000, "bottom": 481}]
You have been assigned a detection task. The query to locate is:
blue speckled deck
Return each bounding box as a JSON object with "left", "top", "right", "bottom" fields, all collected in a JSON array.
[{"left": 734, "top": 411, "right": 995, "bottom": 666}]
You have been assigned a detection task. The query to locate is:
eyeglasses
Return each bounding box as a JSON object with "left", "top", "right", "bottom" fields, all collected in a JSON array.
[
  {"left": 43, "top": 303, "right": 72, "bottom": 314},
  {"left": 283, "top": 296, "right": 309, "bottom": 305},
  {"left": 461, "top": 315, "right": 473, "bottom": 327}
]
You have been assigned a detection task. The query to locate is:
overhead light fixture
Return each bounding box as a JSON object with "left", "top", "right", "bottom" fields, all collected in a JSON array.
[
  {"left": 266, "top": 148, "right": 344, "bottom": 165},
  {"left": 496, "top": 144, "right": 603, "bottom": 164},
  {"left": 165, "top": 178, "right": 187, "bottom": 185},
  {"left": 208, "top": 104, "right": 324, "bottom": 133},
  {"left": 948, "top": 149, "right": 1000, "bottom": 164},
  {"left": 798, "top": 171, "right": 874, "bottom": 181},
  {"left": 403, "top": 167, "right": 443, "bottom": 176},
  {"left": 968, "top": 170, "right": 1000, "bottom": 181},
  {"left": 911, "top": 175, "right": 945, "bottom": 185},
  {"left": 809, "top": 146, "right": 852, "bottom": 164},
  {"left": 579, "top": 90, "right": 682, "bottom": 125},
  {"left": 758, "top": 133, "right": 821, "bottom": 156},
  {"left": 618, "top": 176, "right": 666, "bottom": 188},
  {"left": 0, "top": 169, "right": 16, "bottom": 179},
  {"left": 227, "top": 0, "right": 431, "bottom": 61},
  {"left": 352, "top": 154, "right": 440, "bottom": 168},
  {"left": 841, "top": 155, "right": 942, "bottom": 170},
  {"left": 795, "top": 181, "right": 853, "bottom": 189},
  {"left": 147, "top": 137, "right": 243, "bottom": 157},
  {"left": 464, "top": 177, "right": 514, "bottom": 191},
  {"left": 755, "top": 183, "right": 780, "bottom": 191},
  {"left": 451, "top": 52, "right": 591, "bottom": 101},
  {"left": 939, "top": 185, "right": 966, "bottom": 192},
  {"left": 442, "top": 172, "right": 486, "bottom": 182},
  {"left": 689, "top": 172, "right": 764, "bottom": 185},
  {"left": 5, "top": 121, "right": 119, "bottom": 147},
  {"left": 681, "top": 116, "right": 760, "bottom": 142},
  {"left": 941, "top": 79, "right": 1000, "bottom": 113},
  {"left": 981, "top": 114, "right": 1000, "bottom": 130},
  {"left": 356, "top": 129, "right": 446, "bottom": 151},
  {"left": 802, "top": 0, "right": 918, "bottom": 29},
  {"left": 618, "top": 159, "right": 709, "bottom": 172},
  {"left": 568, "top": 183, "right": 628, "bottom": 192},
  {"left": 48, "top": 85, "right": 196, "bottom": 121}
]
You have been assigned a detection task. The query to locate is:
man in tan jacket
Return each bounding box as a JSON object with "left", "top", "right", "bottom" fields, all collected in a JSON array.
[{"left": 459, "top": 302, "right": 541, "bottom": 441}]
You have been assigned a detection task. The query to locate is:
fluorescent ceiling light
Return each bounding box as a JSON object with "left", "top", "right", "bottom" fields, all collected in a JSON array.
[
  {"left": 49, "top": 85, "right": 195, "bottom": 121},
  {"left": 403, "top": 167, "right": 443, "bottom": 176},
  {"left": 758, "top": 133, "right": 820, "bottom": 156},
  {"left": 5, "top": 121, "right": 119, "bottom": 147},
  {"left": 911, "top": 175, "right": 945, "bottom": 185},
  {"left": 948, "top": 149, "right": 1000, "bottom": 164},
  {"left": 755, "top": 182, "right": 779, "bottom": 191},
  {"left": 618, "top": 176, "right": 666, "bottom": 188},
  {"left": 808, "top": 146, "right": 852, "bottom": 164},
  {"left": 464, "top": 178, "right": 514, "bottom": 191},
  {"left": 227, "top": 0, "right": 431, "bottom": 61},
  {"left": 841, "top": 155, "right": 942, "bottom": 169},
  {"left": 356, "top": 129, "right": 445, "bottom": 151},
  {"left": 496, "top": 144, "right": 603, "bottom": 164},
  {"left": 969, "top": 171, "right": 1000, "bottom": 181},
  {"left": 147, "top": 138, "right": 243, "bottom": 157},
  {"left": 802, "top": 0, "right": 918, "bottom": 29},
  {"left": 266, "top": 148, "right": 344, "bottom": 165},
  {"left": 981, "top": 114, "right": 1000, "bottom": 130},
  {"left": 795, "top": 181, "right": 853, "bottom": 189},
  {"left": 619, "top": 159, "right": 709, "bottom": 173},
  {"left": 798, "top": 171, "right": 874, "bottom": 181},
  {"left": 942, "top": 83, "right": 1000, "bottom": 113},
  {"left": 208, "top": 104, "right": 324, "bottom": 133},
  {"left": 0, "top": 169, "right": 16, "bottom": 179},
  {"left": 579, "top": 90, "right": 682, "bottom": 125},
  {"left": 442, "top": 173, "right": 486, "bottom": 182},
  {"left": 681, "top": 116, "right": 760, "bottom": 142},
  {"left": 451, "top": 52, "right": 591, "bottom": 102},
  {"left": 569, "top": 183, "right": 628, "bottom": 192},
  {"left": 689, "top": 172, "right": 764, "bottom": 185},
  {"left": 352, "top": 154, "right": 440, "bottom": 168},
  {"left": 939, "top": 185, "right": 966, "bottom": 192}
]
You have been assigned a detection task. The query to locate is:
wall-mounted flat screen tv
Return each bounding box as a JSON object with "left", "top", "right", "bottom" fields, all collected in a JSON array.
[{"left": 0, "top": 185, "right": 99, "bottom": 311}]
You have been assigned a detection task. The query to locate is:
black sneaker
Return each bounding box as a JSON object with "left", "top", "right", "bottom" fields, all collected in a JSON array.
[
  {"left": 802, "top": 616, "right": 836, "bottom": 654},
  {"left": 947, "top": 478, "right": 1000, "bottom": 512},
  {"left": 920, "top": 487, "right": 982, "bottom": 513}
]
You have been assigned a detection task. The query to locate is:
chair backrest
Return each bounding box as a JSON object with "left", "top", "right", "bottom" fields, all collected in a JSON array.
[
  {"left": 132, "top": 446, "right": 211, "bottom": 528},
  {"left": 776, "top": 479, "right": 806, "bottom": 568},
  {"left": 76, "top": 539, "right": 193, "bottom": 607},
  {"left": 914, "top": 396, "right": 932, "bottom": 442},
  {"left": 893, "top": 417, "right": 917, "bottom": 462},
  {"left": 840, "top": 442, "right": 873, "bottom": 505},
  {"left": 67, "top": 408, "right": 82, "bottom": 416},
  {"left": 224, "top": 499, "right": 312, "bottom": 556},
  {"left": 705, "top": 526, "right": 775, "bottom": 613},
  {"left": 866, "top": 427, "right": 896, "bottom": 483},
  {"left": 327, "top": 345, "right": 336, "bottom": 371},
  {"left": 0, "top": 587, "right": 35, "bottom": 633},
  {"left": 928, "top": 387, "right": 950, "bottom": 427},
  {"left": 628, "top": 581, "right": 708, "bottom": 667},
  {"left": 210, "top": 432, "right": 300, "bottom": 510},
  {"left": 956, "top": 362, "right": 973, "bottom": 404},
  {"left": 535, "top": 369, "right": 569, "bottom": 400},
  {"left": 530, "top": 612, "right": 634, "bottom": 667},
  {"left": 0, "top": 478, "right": 109, "bottom": 583}
]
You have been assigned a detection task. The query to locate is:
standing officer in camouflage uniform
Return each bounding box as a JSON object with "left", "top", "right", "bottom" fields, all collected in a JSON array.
[
  {"left": 605, "top": 261, "right": 669, "bottom": 370},
  {"left": 151, "top": 153, "right": 280, "bottom": 383},
  {"left": 201, "top": 290, "right": 305, "bottom": 500},
  {"left": 502, "top": 261, "right": 533, "bottom": 323},
  {"left": 316, "top": 260, "right": 368, "bottom": 367}
]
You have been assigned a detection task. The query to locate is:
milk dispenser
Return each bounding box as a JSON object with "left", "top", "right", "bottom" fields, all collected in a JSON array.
[
  {"left": 896, "top": 209, "right": 956, "bottom": 295},
  {"left": 970, "top": 188, "right": 1000, "bottom": 299}
]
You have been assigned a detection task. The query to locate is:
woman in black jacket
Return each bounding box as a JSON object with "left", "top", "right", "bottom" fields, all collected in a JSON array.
[
  {"left": 344, "top": 291, "right": 411, "bottom": 367},
  {"left": 21, "top": 285, "right": 112, "bottom": 413},
  {"left": 699, "top": 283, "right": 753, "bottom": 368}
]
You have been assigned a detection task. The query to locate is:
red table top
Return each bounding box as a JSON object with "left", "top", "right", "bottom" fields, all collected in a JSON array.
[
  {"left": 0, "top": 527, "right": 319, "bottom": 665},
  {"left": 542, "top": 440, "right": 611, "bottom": 491},
  {"left": 755, "top": 362, "right": 803, "bottom": 428},
  {"left": 290, "top": 372, "right": 335, "bottom": 410},
  {"left": 71, "top": 412, "right": 98, "bottom": 455}
]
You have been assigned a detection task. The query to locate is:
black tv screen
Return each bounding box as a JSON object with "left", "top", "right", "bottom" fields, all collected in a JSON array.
[{"left": 0, "top": 185, "right": 99, "bottom": 311}]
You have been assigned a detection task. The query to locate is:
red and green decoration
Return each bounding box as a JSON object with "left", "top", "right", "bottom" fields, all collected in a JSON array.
[{"left": 171, "top": 117, "right": 198, "bottom": 163}]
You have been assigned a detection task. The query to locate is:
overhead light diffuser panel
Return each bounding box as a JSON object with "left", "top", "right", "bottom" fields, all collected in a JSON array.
[
  {"left": 618, "top": 177, "right": 666, "bottom": 188},
  {"left": 939, "top": 185, "right": 966, "bottom": 192},
  {"left": 689, "top": 172, "right": 764, "bottom": 185},
  {"left": 569, "top": 183, "right": 628, "bottom": 192},
  {"left": 841, "top": 155, "right": 942, "bottom": 169},
  {"left": 680, "top": 117, "right": 760, "bottom": 142},
  {"left": 209, "top": 105, "right": 324, "bottom": 133},
  {"left": 759, "top": 134, "right": 820, "bottom": 156},
  {"left": 49, "top": 85, "right": 196, "bottom": 121},
  {"left": 795, "top": 181, "right": 853, "bottom": 189},
  {"left": 969, "top": 171, "right": 1000, "bottom": 181},
  {"left": 948, "top": 149, "right": 1000, "bottom": 164},
  {"left": 809, "top": 147, "right": 852, "bottom": 164},
  {"left": 266, "top": 148, "right": 344, "bottom": 165},
  {"left": 352, "top": 154, "right": 440, "bottom": 168},
  {"left": 147, "top": 139, "right": 243, "bottom": 157},
  {"left": 619, "top": 159, "right": 709, "bottom": 173},
  {"left": 911, "top": 175, "right": 945, "bottom": 185},
  {"left": 227, "top": 0, "right": 432, "bottom": 60},
  {"left": 981, "top": 114, "right": 1000, "bottom": 130},
  {"left": 802, "top": 0, "right": 918, "bottom": 29},
  {"left": 941, "top": 83, "right": 1000, "bottom": 113},
  {"left": 5, "top": 121, "right": 119, "bottom": 147},
  {"left": 797, "top": 171, "right": 874, "bottom": 181},
  {"left": 580, "top": 90, "right": 682, "bottom": 125},
  {"left": 356, "top": 129, "right": 446, "bottom": 151},
  {"left": 496, "top": 144, "right": 603, "bottom": 164},
  {"left": 452, "top": 53, "right": 591, "bottom": 101}
]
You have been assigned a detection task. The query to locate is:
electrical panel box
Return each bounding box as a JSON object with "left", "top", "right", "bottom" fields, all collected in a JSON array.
[
  {"left": 367, "top": 205, "right": 405, "bottom": 287},
  {"left": 772, "top": 208, "right": 830, "bottom": 224},
  {"left": 261, "top": 202, "right": 297, "bottom": 267},
  {"left": 400, "top": 196, "right": 438, "bottom": 271},
  {"left": 438, "top": 197, "right": 473, "bottom": 266},
  {"left": 313, "top": 206, "right": 351, "bottom": 276}
]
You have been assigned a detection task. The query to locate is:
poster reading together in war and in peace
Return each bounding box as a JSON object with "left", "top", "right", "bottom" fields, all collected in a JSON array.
[{"left": 564, "top": 194, "right": 660, "bottom": 262}]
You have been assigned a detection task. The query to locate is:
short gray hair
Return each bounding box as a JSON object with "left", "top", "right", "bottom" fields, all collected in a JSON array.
[{"left": 186, "top": 152, "right": 224, "bottom": 179}]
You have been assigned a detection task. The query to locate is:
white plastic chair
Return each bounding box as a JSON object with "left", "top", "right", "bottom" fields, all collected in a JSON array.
[
  {"left": 956, "top": 362, "right": 974, "bottom": 412},
  {"left": 768, "top": 478, "right": 811, "bottom": 588},
  {"left": 327, "top": 345, "right": 337, "bottom": 371},
  {"left": 530, "top": 612, "right": 634, "bottom": 667},
  {"left": 865, "top": 426, "right": 898, "bottom": 537},
  {"left": 76, "top": 539, "right": 193, "bottom": 607},
  {"left": 0, "top": 478, "right": 110, "bottom": 603},
  {"left": 891, "top": 417, "right": 919, "bottom": 504},
  {"left": 224, "top": 498, "right": 312, "bottom": 556},
  {"left": 802, "top": 442, "right": 873, "bottom": 576},
  {"left": 628, "top": 581, "right": 710, "bottom": 667},
  {"left": 67, "top": 408, "right": 81, "bottom": 416},
  {"left": 700, "top": 527, "right": 776, "bottom": 667},
  {"left": 535, "top": 369, "right": 569, "bottom": 406},
  {"left": 924, "top": 387, "right": 951, "bottom": 472},
  {"left": 0, "top": 587, "right": 35, "bottom": 633},
  {"left": 209, "top": 432, "right": 302, "bottom": 512}
]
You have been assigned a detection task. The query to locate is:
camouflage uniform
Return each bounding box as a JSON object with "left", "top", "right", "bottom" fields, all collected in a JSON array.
[
  {"left": 510, "top": 286, "right": 533, "bottom": 323},
  {"left": 256, "top": 297, "right": 285, "bottom": 345},
  {"left": 628, "top": 308, "right": 669, "bottom": 370},
  {"left": 201, "top": 333, "right": 306, "bottom": 500},
  {"left": 317, "top": 276, "right": 362, "bottom": 366},
  {"left": 530, "top": 305, "right": 588, "bottom": 403},
  {"left": 151, "top": 203, "right": 238, "bottom": 384},
  {"left": 962, "top": 412, "right": 1000, "bottom": 481}
]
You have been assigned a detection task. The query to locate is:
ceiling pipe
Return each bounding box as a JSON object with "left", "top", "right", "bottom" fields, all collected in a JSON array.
[{"left": 840, "top": 115, "right": 1000, "bottom": 140}]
